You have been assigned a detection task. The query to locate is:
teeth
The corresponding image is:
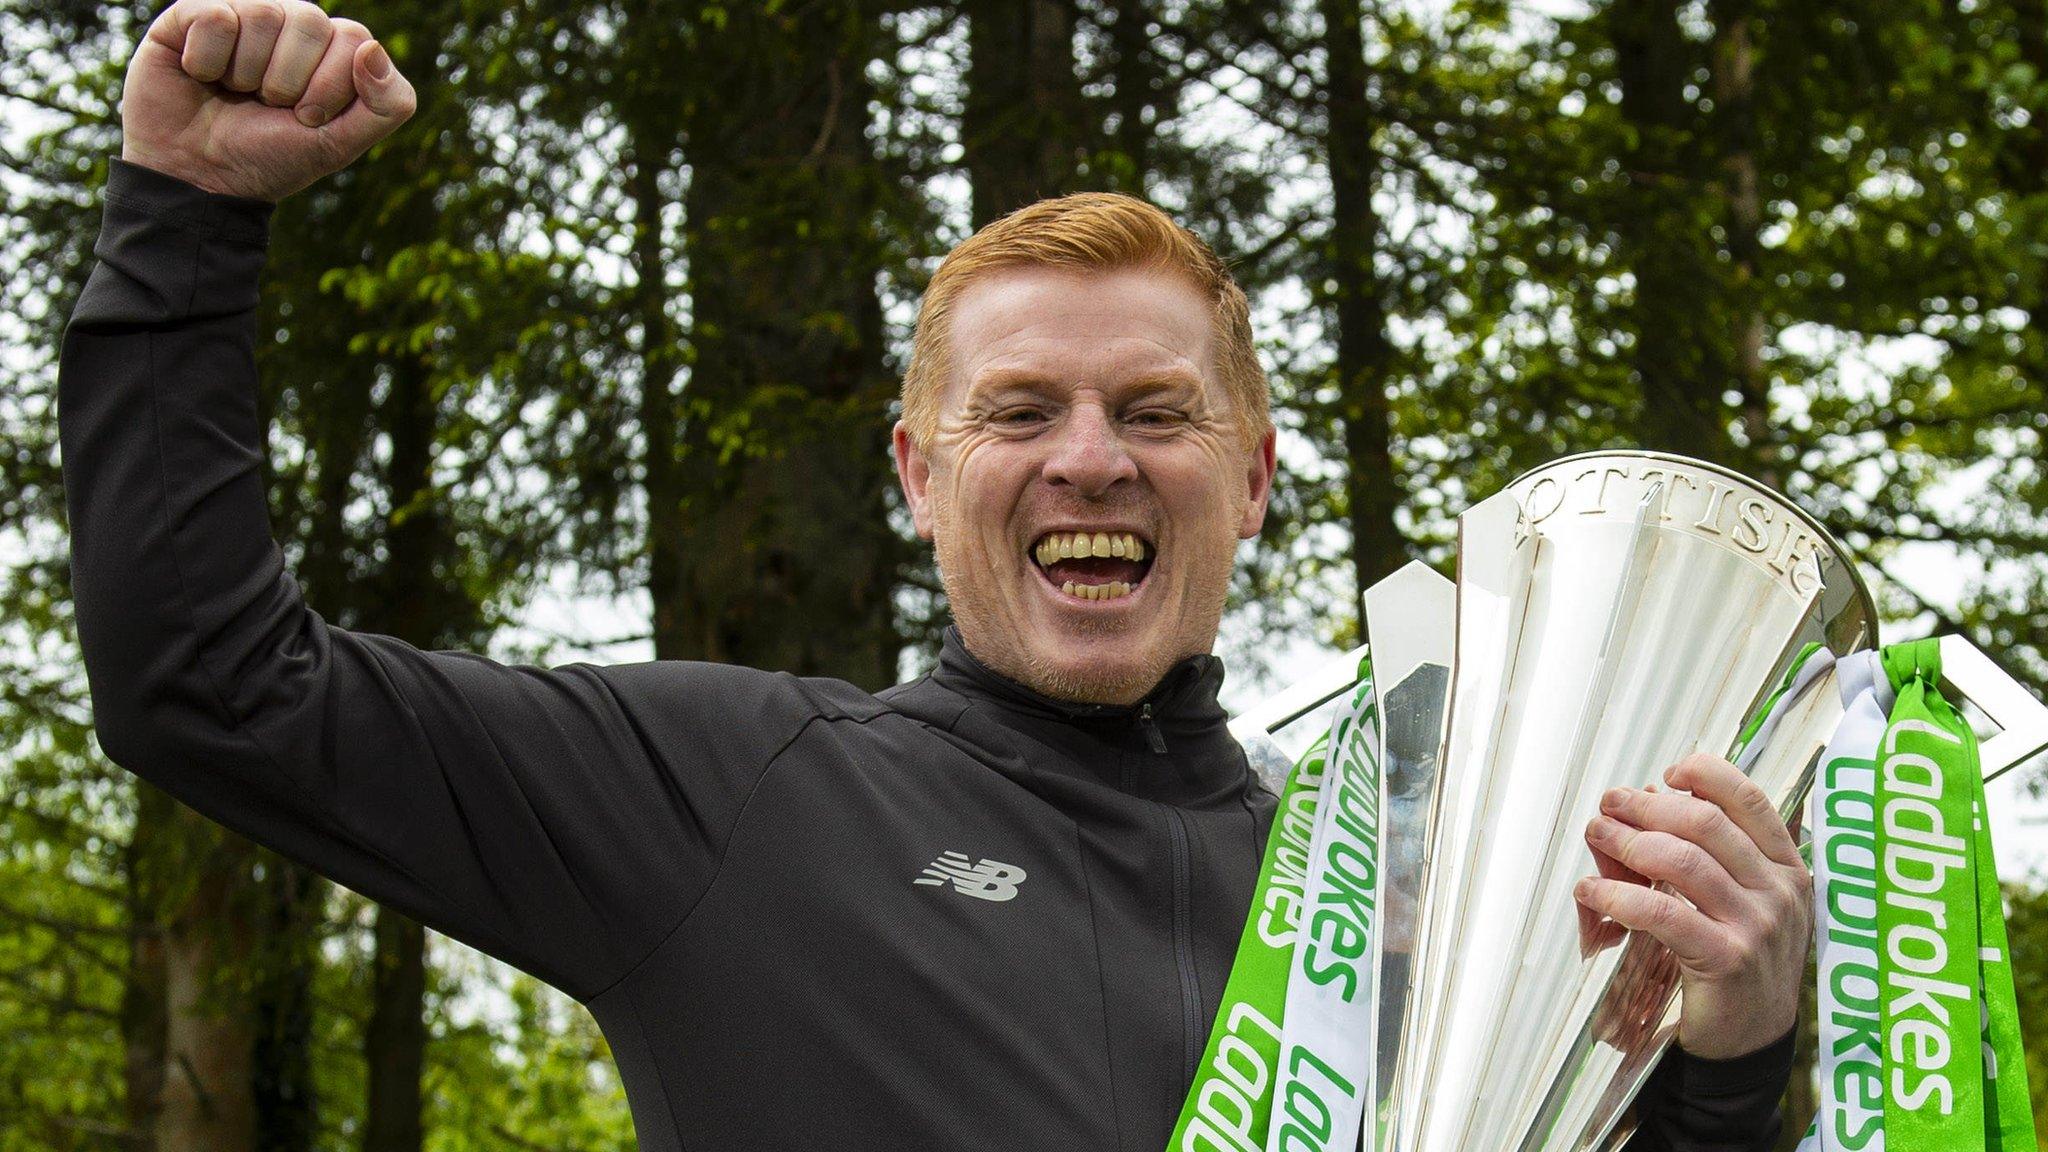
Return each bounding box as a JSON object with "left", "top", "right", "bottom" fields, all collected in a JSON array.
[
  {"left": 1058, "top": 579, "right": 1134, "bottom": 602},
  {"left": 1030, "top": 532, "right": 1149, "bottom": 567}
]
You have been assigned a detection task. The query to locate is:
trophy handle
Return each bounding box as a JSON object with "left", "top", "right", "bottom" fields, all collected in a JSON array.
[
  {"left": 1229, "top": 643, "right": 1372, "bottom": 737},
  {"left": 1228, "top": 643, "right": 1372, "bottom": 795},
  {"left": 1938, "top": 635, "right": 2048, "bottom": 783}
]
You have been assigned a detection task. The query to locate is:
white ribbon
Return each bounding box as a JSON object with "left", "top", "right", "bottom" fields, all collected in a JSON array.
[
  {"left": 1796, "top": 651, "right": 1891, "bottom": 1152},
  {"left": 1266, "top": 682, "right": 1383, "bottom": 1152}
]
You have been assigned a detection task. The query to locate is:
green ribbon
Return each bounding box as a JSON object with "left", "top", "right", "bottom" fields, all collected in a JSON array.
[
  {"left": 1868, "top": 638, "right": 2035, "bottom": 1149},
  {"left": 1168, "top": 726, "right": 1330, "bottom": 1151}
]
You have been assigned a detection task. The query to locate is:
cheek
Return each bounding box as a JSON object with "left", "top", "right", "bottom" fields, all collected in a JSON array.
[
  {"left": 1152, "top": 450, "right": 1246, "bottom": 525},
  {"left": 943, "top": 442, "right": 1027, "bottom": 556}
]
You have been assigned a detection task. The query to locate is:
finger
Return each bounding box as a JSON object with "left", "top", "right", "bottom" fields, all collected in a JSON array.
[
  {"left": 321, "top": 40, "right": 417, "bottom": 161},
  {"left": 1575, "top": 875, "right": 1729, "bottom": 970},
  {"left": 1601, "top": 785, "right": 1776, "bottom": 890},
  {"left": 1577, "top": 906, "right": 1626, "bottom": 957},
  {"left": 1586, "top": 815, "right": 1747, "bottom": 918},
  {"left": 225, "top": 0, "right": 288, "bottom": 93},
  {"left": 1590, "top": 831, "right": 1651, "bottom": 887},
  {"left": 1665, "top": 754, "right": 1801, "bottom": 868},
  {"left": 146, "top": 0, "right": 240, "bottom": 82},
  {"left": 295, "top": 17, "right": 370, "bottom": 127},
  {"left": 1577, "top": 835, "right": 1647, "bottom": 957},
  {"left": 259, "top": 1, "right": 334, "bottom": 107}
]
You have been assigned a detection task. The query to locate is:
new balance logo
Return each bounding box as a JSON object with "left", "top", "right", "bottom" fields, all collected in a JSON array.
[{"left": 914, "top": 851, "right": 1027, "bottom": 902}]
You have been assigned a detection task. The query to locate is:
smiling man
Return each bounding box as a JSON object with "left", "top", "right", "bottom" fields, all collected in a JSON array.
[{"left": 60, "top": 2, "right": 1805, "bottom": 1150}]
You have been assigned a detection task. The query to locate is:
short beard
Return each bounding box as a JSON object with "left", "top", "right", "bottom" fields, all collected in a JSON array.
[
  {"left": 998, "top": 639, "right": 1172, "bottom": 705},
  {"left": 933, "top": 537, "right": 1234, "bottom": 708}
]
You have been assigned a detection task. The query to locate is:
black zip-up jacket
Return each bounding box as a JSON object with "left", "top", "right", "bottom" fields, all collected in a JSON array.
[{"left": 57, "top": 158, "right": 1795, "bottom": 1152}]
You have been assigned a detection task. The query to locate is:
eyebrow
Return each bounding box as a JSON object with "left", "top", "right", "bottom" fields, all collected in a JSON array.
[{"left": 964, "top": 367, "right": 1209, "bottom": 397}]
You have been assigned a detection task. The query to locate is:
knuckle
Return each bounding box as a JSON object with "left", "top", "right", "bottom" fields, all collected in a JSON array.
[
  {"left": 1679, "top": 799, "right": 1723, "bottom": 840},
  {"left": 1713, "top": 927, "right": 1749, "bottom": 968},
  {"left": 239, "top": 0, "right": 286, "bottom": 33},
  {"left": 330, "top": 17, "right": 369, "bottom": 39},
  {"left": 289, "top": 3, "right": 333, "bottom": 38},
  {"left": 1737, "top": 782, "right": 1775, "bottom": 817},
  {"left": 1737, "top": 919, "right": 1773, "bottom": 958},
  {"left": 1678, "top": 752, "right": 1723, "bottom": 774},
  {"left": 1673, "top": 841, "right": 1711, "bottom": 883},
  {"left": 1614, "top": 830, "right": 1648, "bottom": 871},
  {"left": 1632, "top": 831, "right": 1677, "bottom": 873},
  {"left": 1789, "top": 866, "right": 1815, "bottom": 903}
]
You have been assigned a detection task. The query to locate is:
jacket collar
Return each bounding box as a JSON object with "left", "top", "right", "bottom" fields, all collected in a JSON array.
[{"left": 917, "top": 625, "right": 1256, "bottom": 808}]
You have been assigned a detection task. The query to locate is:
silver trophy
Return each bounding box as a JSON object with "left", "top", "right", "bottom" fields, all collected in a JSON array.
[{"left": 1230, "top": 450, "right": 2048, "bottom": 1152}]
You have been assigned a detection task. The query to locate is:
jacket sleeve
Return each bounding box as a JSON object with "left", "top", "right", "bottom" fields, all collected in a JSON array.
[
  {"left": 1622, "top": 1027, "right": 1796, "bottom": 1151},
  {"left": 58, "top": 158, "right": 807, "bottom": 1003}
]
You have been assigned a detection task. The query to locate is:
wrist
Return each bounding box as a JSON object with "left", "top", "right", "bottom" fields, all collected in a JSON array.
[
  {"left": 117, "top": 144, "right": 274, "bottom": 203},
  {"left": 1667, "top": 1023, "right": 1797, "bottom": 1095}
]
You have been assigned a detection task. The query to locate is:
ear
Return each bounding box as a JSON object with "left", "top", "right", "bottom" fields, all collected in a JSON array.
[
  {"left": 1237, "top": 427, "right": 1278, "bottom": 540},
  {"left": 892, "top": 420, "right": 937, "bottom": 540}
]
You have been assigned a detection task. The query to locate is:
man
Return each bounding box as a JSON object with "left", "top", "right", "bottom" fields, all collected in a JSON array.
[{"left": 59, "top": 2, "right": 1812, "bottom": 1149}]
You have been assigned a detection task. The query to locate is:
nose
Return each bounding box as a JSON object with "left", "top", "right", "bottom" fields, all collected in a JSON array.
[{"left": 1042, "top": 402, "right": 1138, "bottom": 496}]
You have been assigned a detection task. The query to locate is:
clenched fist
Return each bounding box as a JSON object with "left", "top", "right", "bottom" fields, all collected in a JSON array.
[{"left": 120, "top": 0, "right": 416, "bottom": 201}]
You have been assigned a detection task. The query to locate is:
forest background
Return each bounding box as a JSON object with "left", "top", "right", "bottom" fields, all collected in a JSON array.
[{"left": 4, "top": 0, "right": 2048, "bottom": 1148}]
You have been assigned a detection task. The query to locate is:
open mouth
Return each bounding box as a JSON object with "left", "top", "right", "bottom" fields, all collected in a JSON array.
[{"left": 1030, "top": 530, "right": 1156, "bottom": 602}]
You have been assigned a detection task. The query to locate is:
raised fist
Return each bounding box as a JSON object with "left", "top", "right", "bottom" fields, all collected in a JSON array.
[{"left": 120, "top": 0, "right": 416, "bottom": 202}]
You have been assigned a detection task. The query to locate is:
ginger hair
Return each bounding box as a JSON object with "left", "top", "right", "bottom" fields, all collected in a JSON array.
[{"left": 900, "top": 192, "right": 1270, "bottom": 448}]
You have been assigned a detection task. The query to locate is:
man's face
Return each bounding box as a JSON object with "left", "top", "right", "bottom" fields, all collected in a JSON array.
[{"left": 894, "top": 266, "right": 1277, "bottom": 704}]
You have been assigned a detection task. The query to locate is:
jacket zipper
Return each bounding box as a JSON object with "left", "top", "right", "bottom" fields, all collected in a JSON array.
[
  {"left": 1138, "top": 702, "right": 1200, "bottom": 1083},
  {"left": 1138, "top": 702, "right": 1168, "bottom": 754},
  {"left": 1164, "top": 804, "right": 1201, "bottom": 1086}
]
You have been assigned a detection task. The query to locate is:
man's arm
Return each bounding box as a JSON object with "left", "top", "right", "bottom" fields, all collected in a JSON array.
[{"left": 59, "top": 3, "right": 804, "bottom": 1001}]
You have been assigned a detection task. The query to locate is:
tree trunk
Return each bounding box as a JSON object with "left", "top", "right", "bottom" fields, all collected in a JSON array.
[
  {"left": 1319, "top": 0, "right": 1404, "bottom": 623},
  {"left": 1711, "top": 0, "right": 1770, "bottom": 479},
  {"left": 154, "top": 810, "right": 259, "bottom": 1152},
  {"left": 629, "top": 123, "right": 687, "bottom": 666},
  {"left": 121, "top": 782, "right": 172, "bottom": 1152},
  {"left": 362, "top": 912, "right": 427, "bottom": 1152},
  {"left": 251, "top": 852, "right": 320, "bottom": 1152},
  {"left": 964, "top": 0, "right": 1087, "bottom": 226},
  {"left": 660, "top": 2, "right": 901, "bottom": 690},
  {"left": 1101, "top": 0, "right": 1163, "bottom": 194},
  {"left": 1609, "top": 0, "right": 1730, "bottom": 464}
]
